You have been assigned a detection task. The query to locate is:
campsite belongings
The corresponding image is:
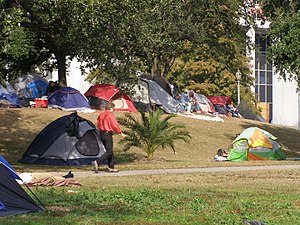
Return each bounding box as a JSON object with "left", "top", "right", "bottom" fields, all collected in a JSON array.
[
  {"left": 84, "top": 84, "right": 138, "bottom": 112},
  {"left": 17, "top": 172, "right": 81, "bottom": 187},
  {"left": 62, "top": 171, "right": 74, "bottom": 179},
  {"left": 34, "top": 96, "right": 49, "bottom": 108},
  {"left": 0, "top": 155, "right": 45, "bottom": 217},
  {"left": 28, "top": 177, "right": 81, "bottom": 187},
  {"left": 48, "top": 86, "right": 93, "bottom": 112},
  {"left": 213, "top": 149, "right": 229, "bottom": 161},
  {"left": 228, "top": 127, "right": 286, "bottom": 161},
  {"left": 19, "top": 112, "right": 106, "bottom": 166},
  {"left": 45, "top": 81, "right": 61, "bottom": 96}
]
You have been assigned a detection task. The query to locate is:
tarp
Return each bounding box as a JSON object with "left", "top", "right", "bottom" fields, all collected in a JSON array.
[
  {"left": 13, "top": 74, "right": 48, "bottom": 99},
  {"left": 140, "top": 75, "right": 173, "bottom": 96},
  {"left": 237, "top": 101, "right": 266, "bottom": 122},
  {"left": 228, "top": 127, "right": 286, "bottom": 161},
  {"left": 137, "top": 78, "right": 178, "bottom": 114},
  {"left": 0, "top": 83, "right": 21, "bottom": 107}
]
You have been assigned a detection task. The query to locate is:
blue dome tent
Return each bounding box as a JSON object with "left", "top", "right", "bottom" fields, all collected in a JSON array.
[{"left": 48, "top": 87, "right": 91, "bottom": 111}]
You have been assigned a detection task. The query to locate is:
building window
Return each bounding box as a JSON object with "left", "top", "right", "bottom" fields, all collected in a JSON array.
[{"left": 255, "top": 34, "right": 272, "bottom": 104}]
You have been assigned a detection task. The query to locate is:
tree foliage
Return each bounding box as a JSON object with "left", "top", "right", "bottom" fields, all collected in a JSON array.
[
  {"left": 0, "top": 0, "right": 87, "bottom": 86},
  {"left": 170, "top": 1, "right": 255, "bottom": 104},
  {"left": 1, "top": 0, "right": 258, "bottom": 104},
  {"left": 261, "top": 0, "right": 300, "bottom": 85}
]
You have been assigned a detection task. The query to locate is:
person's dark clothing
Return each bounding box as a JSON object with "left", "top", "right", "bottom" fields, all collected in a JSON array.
[
  {"left": 96, "top": 131, "right": 116, "bottom": 169},
  {"left": 45, "top": 82, "right": 60, "bottom": 96},
  {"left": 95, "top": 109, "right": 122, "bottom": 169}
]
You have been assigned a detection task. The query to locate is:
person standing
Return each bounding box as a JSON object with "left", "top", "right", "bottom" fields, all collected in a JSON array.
[{"left": 92, "top": 102, "right": 125, "bottom": 173}]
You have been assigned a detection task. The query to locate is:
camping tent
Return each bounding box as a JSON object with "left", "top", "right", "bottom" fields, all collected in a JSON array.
[
  {"left": 84, "top": 84, "right": 138, "bottom": 112},
  {"left": 140, "top": 75, "right": 173, "bottom": 96},
  {"left": 237, "top": 101, "right": 266, "bottom": 122},
  {"left": 194, "top": 93, "right": 215, "bottom": 114},
  {"left": 207, "top": 96, "right": 233, "bottom": 115},
  {"left": 0, "top": 83, "right": 21, "bottom": 108},
  {"left": 0, "top": 155, "right": 44, "bottom": 217},
  {"left": 228, "top": 127, "right": 286, "bottom": 161},
  {"left": 48, "top": 87, "right": 91, "bottom": 111},
  {"left": 13, "top": 74, "right": 48, "bottom": 99},
  {"left": 132, "top": 78, "right": 178, "bottom": 114},
  {"left": 19, "top": 112, "right": 106, "bottom": 166}
]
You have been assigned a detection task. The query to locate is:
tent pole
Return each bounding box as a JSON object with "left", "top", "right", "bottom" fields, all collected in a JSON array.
[{"left": 23, "top": 183, "right": 46, "bottom": 210}]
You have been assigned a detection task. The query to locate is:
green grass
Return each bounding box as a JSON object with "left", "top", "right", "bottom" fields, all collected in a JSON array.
[
  {"left": 1, "top": 171, "right": 299, "bottom": 225},
  {"left": 0, "top": 108, "right": 300, "bottom": 224}
]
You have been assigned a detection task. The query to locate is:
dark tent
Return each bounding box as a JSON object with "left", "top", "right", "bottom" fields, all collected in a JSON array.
[
  {"left": 0, "top": 155, "right": 44, "bottom": 217},
  {"left": 141, "top": 75, "right": 173, "bottom": 97},
  {"left": 19, "top": 112, "right": 106, "bottom": 166},
  {"left": 237, "top": 101, "right": 266, "bottom": 122}
]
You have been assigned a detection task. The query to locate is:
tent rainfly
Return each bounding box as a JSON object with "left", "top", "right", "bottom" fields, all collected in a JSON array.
[
  {"left": 19, "top": 112, "right": 106, "bottom": 166},
  {"left": 228, "top": 127, "right": 286, "bottom": 161},
  {"left": 84, "top": 84, "right": 138, "bottom": 112},
  {"left": 0, "top": 155, "right": 44, "bottom": 217}
]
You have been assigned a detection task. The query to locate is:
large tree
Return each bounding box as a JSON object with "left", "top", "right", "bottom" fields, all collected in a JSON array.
[
  {"left": 0, "top": 0, "right": 85, "bottom": 86},
  {"left": 80, "top": 1, "right": 248, "bottom": 82},
  {"left": 261, "top": 0, "right": 300, "bottom": 85}
]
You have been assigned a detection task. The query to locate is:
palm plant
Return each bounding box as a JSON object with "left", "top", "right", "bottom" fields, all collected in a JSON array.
[{"left": 117, "top": 109, "right": 191, "bottom": 159}]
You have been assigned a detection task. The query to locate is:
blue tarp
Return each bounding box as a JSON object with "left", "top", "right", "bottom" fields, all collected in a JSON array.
[
  {"left": 13, "top": 74, "right": 48, "bottom": 99},
  {"left": 0, "top": 84, "right": 22, "bottom": 107}
]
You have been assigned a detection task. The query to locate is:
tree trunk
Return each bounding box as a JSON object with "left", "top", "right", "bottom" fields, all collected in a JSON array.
[
  {"left": 54, "top": 51, "right": 67, "bottom": 87},
  {"left": 162, "top": 57, "right": 175, "bottom": 78},
  {"left": 151, "top": 55, "right": 161, "bottom": 76}
]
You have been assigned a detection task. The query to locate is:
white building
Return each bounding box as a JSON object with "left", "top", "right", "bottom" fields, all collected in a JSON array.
[
  {"left": 248, "top": 20, "right": 300, "bottom": 129},
  {"left": 49, "top": 58, "right": 92, "bottom": 94}
]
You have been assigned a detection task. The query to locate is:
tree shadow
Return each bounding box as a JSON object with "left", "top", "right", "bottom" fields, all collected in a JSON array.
[
  {"left": 115, "top": 152, "right": 139, "bottom": 164},
  {"left": 0, "top": 109, "right": 37, "bottom": 164}
]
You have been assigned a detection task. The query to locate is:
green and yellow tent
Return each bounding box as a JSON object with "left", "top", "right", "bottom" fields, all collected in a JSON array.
[{"left": 228, "top": 127, "right": 286, "bottom": 161}]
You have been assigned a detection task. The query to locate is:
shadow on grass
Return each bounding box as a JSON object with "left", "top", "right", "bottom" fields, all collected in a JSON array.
[
  {"left": 0, "top": 109, "right": 35, "bottom": 164},
  {"left": 116, "top": 152, "right": 138, "bottom": 164}
]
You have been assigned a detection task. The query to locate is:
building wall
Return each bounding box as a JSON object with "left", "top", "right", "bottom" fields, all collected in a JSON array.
[
  {"left": 272, "top": 74, "right": 299, "bottom": 128},
  {"left": 49, "top": 58, "right": 92, "bottom": 94},
  {"left": 248, "top": 21, "right": 300, "bottom": 129}
]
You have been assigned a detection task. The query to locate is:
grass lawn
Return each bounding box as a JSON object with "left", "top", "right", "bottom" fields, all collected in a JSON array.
[{"left": 0, "top": 108, "right": 299, "bottom": 224}]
